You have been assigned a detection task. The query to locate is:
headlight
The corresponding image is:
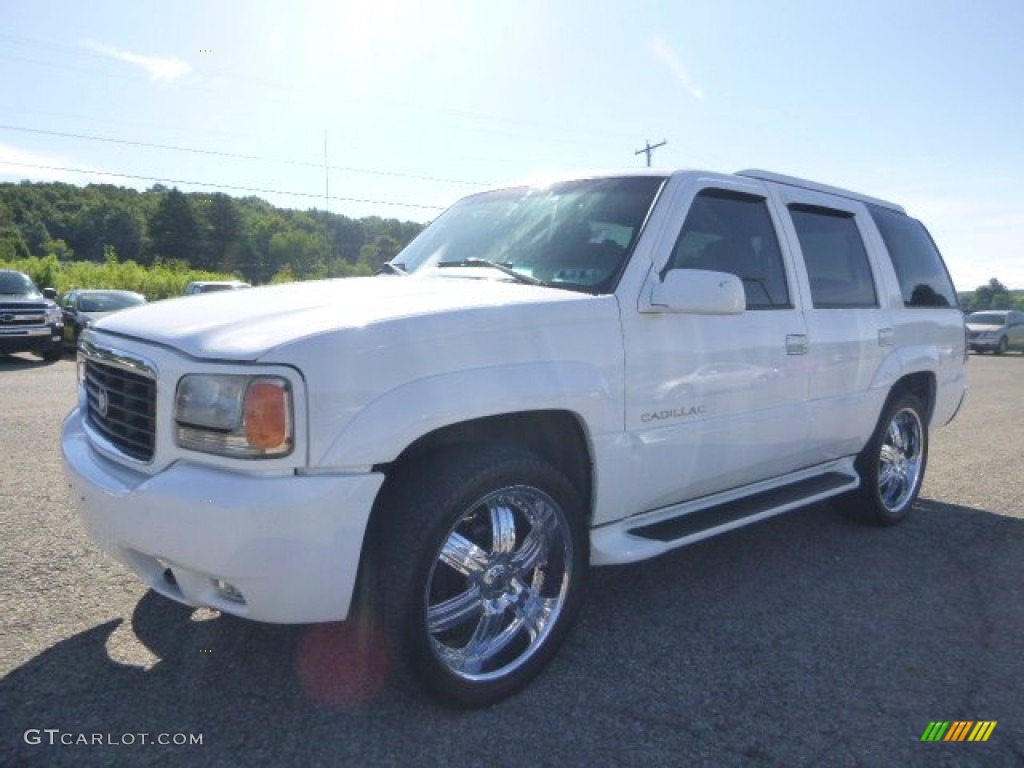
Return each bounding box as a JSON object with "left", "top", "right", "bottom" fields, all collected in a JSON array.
[
  {"left": 46, "top": 305, "right": 61, "bottom": 323},
  {"left": 174, "top": 374, "right": 293, "bottom": 458}
]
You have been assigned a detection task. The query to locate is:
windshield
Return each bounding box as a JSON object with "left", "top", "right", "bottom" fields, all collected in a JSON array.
[
  {"left": 0, "top": 271, "right": 40, "bottom": 296},
  {"left": 967, "top": 312, "right": 1006, "bottom": 326},
  {"left": 79, "top": 292, "right": 146, "bottom": 313},
  {"left": 396, "top": 176, "right": 666, "bottom": 293}
]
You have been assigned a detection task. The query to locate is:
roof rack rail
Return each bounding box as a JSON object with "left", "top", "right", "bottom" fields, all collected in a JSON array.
[{"left": 736, "top": 169, "right": 904, "bottom": 213}]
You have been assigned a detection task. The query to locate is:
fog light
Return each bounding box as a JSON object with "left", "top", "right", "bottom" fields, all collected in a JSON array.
[{"left": 212, "top": 579, "right": 245, "bottom": 603}]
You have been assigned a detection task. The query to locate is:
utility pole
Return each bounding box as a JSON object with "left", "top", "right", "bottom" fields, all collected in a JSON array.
[
  {"left": 635, "top": 139, "right": 667, "bottom": 167},
  {"left": 323, "top": 129, "right": 330, "bottom": 213}
]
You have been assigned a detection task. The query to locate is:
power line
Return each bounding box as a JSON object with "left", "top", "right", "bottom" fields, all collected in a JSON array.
[
  {"left": 0, "top": 160, "right": 447, "bottom": 211},
  {"left": 0, "top": 123, "right": 490, "bottom": 186}
]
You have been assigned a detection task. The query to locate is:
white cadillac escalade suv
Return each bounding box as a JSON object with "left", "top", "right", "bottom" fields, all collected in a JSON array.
[{"left": 62, "top": 169, "right": 967, "bottom": 707}]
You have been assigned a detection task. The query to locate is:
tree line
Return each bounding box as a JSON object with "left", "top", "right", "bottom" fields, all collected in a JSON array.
[
  {"left": 959, "top": 278, "right": 1024, "bottom": 312},
  {"left": 0, "top": 181, "right": 425, "bottom": 286},
  {"left": 4, "top": 180, "right": 1021, "bottom": 310}
]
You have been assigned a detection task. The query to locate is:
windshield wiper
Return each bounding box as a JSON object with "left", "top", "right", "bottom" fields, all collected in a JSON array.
[
  {"left": 375, "top": 262, "right": 407, "bottom": 276},
  {"left": 436, "top": 258, "right": 548, "bottom": 286}
]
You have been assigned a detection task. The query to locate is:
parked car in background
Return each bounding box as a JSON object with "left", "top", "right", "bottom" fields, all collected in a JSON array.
[
  {"left": 966, "top": 309, "right": 1024, "bottom": 354},
  {"left": 0, "top": 269, "right": 63, "bottom": 362},
  {"left": 62, "top": 289, "right": 147, "bottom": 348},
  {"left": 185, "top": 280, "right": 251, "bottom": 295}
]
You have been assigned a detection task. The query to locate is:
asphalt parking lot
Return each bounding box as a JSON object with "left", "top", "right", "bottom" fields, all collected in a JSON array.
[{"left": 1, "top": 351, "right": 1021, "bottom": 767}]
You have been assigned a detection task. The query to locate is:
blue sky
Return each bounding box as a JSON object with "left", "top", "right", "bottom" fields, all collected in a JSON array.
[{"left": 2, "top": 0, "right": 1022, "bottom": 290}]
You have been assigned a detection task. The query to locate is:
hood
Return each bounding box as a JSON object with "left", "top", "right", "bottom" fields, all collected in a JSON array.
[
  {"left": 0, "top": 295, "right": 53, "bottom": 308},
  {"left": 93, "top": 276, "right": 591, "bottom": 360},
  {"left": 966, "top": 322, "right": 1002, "bottom": 332}
]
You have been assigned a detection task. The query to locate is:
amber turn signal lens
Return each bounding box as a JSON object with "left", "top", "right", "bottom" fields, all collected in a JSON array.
[{"left": 244, "top": 379, "right": 289, "bottom": 450}]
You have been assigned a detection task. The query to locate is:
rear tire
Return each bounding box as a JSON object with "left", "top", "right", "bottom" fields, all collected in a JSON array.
[
  {"left": 366, "top": 444, "right": 588, "bottom": 708},
  {"left": 839, "top": 393, "right": 928, "bottom": 526}
]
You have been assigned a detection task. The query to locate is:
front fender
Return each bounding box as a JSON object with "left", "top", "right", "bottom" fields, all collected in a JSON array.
[{"left": 317, "top": 361, "right": 620, "bottom": 467}]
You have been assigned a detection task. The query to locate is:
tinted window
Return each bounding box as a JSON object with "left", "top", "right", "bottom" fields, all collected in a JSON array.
[
  {"left": 789, "top": 205, "right": 877, "bottom": 308},
  {"left": 0, "top": 271, "right": 39, "bottom": 296},
  {"left": 667, "top": 189, "right": 790, "bottom": 309},
  {"left": 78, "top": 292, "right": 146, "bottom": 312},
  {"left": 869, "top": 206, "right": 957, "bottom": 308}
]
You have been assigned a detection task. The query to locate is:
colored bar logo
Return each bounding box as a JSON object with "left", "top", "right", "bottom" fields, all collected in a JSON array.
[{"left": 921, "top": 721, "right": 997, "bottom": 742}]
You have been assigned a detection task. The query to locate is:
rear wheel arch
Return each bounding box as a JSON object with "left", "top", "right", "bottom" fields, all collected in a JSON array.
[{"left": 888, "top": 370, "right": 936, "bottom": 425}]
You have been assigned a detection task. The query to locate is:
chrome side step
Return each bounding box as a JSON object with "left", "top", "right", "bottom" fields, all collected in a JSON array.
[{"left": 590, "top": 462, "right": 860, "bottom": 566}]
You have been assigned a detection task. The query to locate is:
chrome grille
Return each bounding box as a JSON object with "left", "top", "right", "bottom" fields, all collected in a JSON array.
[
  {"left": 84, "top": 358, "right": 156, "bottom": 462},
  {"left": 0, "top": 302, "right": 47, "bottom": 327}
]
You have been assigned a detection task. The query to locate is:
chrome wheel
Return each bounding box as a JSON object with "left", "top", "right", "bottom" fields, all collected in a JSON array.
[
  {"left": 840, "top": 392, "right": 929, "bottom": 526},
  {"left": 877, "top": 407, "right": 924, "bottom": 513},
  {"left": 424, "top": 485, "right": 574, "bottom": 682}
]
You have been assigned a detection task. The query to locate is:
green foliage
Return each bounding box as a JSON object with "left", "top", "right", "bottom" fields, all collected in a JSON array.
[
  {"left": 149, "top": 188, "right": 201, "bottom": 265},
  {"left": 0, "top": 181, "right": 425, "bottom": 285},
  {"left": 269, "top": 229, "right": 328, "bottom": 280},
  {"left": 0, "top": 254, "right": 242, "bottom": 300},
  {"left": 270, "top": 264, "right": 297, "bottom": 284},
  {"left": 42, "top": 238, "right": 74, "bottom": 260},
  {"left": 966, "top": 277, "right": 1010, "bottom": 311}
]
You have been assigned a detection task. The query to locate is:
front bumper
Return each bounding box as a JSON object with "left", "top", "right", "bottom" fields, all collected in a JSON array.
[
  {"left": 968, "top": 341, "right": 999, "bottom": 352},
  {"left": 61, "top": 407, "right": 384, "bottom": 623},
  {"left": 0, "top": 325, "right": 62, "bottom": 354}
]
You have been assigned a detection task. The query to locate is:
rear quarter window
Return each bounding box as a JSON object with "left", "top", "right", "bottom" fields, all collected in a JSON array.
[{"left": 869, "top": 206, "right": 958, "bottom": 308}]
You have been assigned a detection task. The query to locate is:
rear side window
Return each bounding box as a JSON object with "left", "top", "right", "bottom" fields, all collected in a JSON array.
[
  {"left": 869, "top": 206, "right": 957, "bottom": 308},
  {"left": 667, "top": 189, "right": 791, "bottom": 309},
  {"left": 789, "top": 204, "right": 877, "bottom": 308}
]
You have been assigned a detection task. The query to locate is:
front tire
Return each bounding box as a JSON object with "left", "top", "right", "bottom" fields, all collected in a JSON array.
[
  {"left": 369, "top": 444, "right": 588, "bottom": 707},
  {"left": 39, "top": 343, "right": 63, "bottom": 362},
  {"left": 839, "top": 393, "right": 928, "bottom": 526},
  {"left": 995, "top": 336, "right": 1008, "bottom": 355}
]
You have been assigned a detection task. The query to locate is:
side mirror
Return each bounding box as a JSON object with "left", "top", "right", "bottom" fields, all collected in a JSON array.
[
  {"left": 649, "top": 269, "right": 745, "bottom": 314},
  {"left": 42, "top": 287, "right": 57, "bottom": 300}
]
